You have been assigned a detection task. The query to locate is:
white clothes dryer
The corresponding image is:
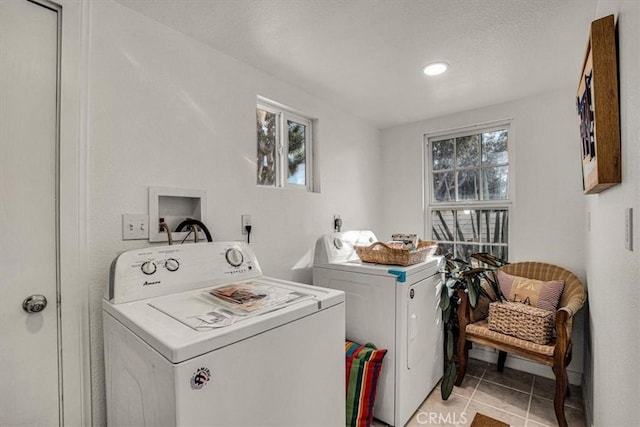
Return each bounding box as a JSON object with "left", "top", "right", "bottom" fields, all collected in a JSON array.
[
  {"left": 104, "top": 241, "right": 345, "bottom": 427},
  {"left": 313, "top": 230, "right": 443, "bottom": 427}
]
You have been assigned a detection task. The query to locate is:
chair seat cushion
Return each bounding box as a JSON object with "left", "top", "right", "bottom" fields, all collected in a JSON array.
[{"left": 466, "top": 320, "right": 555, "bottom": 356}]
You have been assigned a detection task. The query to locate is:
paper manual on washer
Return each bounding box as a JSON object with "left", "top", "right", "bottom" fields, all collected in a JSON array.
[
  {"left": 148, "top": 280, "right": 313, "bottom": 331},
  {"left": 209, "top": 281, "right": 310, "bottom": 313}
]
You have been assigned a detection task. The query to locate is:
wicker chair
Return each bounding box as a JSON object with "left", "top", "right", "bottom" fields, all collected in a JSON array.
[{"left": 455, "top": 262, "right": 586, "bottom": 427}]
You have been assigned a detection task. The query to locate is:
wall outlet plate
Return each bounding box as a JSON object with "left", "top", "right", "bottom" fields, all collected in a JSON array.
[
  {"left": 333, "top": 214, "right": 341, "bottom": 232},
  {"left": 122, "top": 214, "right": 148, "bottom": 240},
  {"left": 242, "top": 214, "right": 252, "bottom": 235}
]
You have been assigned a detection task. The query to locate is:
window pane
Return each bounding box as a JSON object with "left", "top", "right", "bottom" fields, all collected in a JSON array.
[
  {"left": 482, "top": 166, "right": 509, "bottom": 200},
  {"left": 456, "top": 210, "right": 480, "bottom": 243},
  {"left": 257, "top": 108, "right": 277, "bottom": 186},
  {"left": 433, "top": 171, "right": 455, "bottom": 202},
  {"left": 482, "top": 129, "right": 508, "bottom": 165},
  {"left": 437, "top": 242, "right": 454, "bottom": 257},
  {"left": 431, "top": 210, "right": 508, "bottom": 261},
  {"left": 455, "top": 244, "right": 480, "bottom": 261},
  {"left": 287, "top": 120, "right": 306, "bottom": 185},
  {"left": 431, "top": 210, "right": 455, "bottom": 242},
  {"left": 432, "top": 138, "right": 454, "bottom": 170},
  {"left": 457, "top": 169, "right": 479, "bottom": 201},
  {"left": 455, "top": 134, "right": 480, "bottom": 168},
  {"left": 479, "top": 210, "right": 509, "bottom": 244}
]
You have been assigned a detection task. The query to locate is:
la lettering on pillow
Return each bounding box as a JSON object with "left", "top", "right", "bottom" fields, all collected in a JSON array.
[{"left": 497, "top": 270, "right": 564, "bottom": 312}]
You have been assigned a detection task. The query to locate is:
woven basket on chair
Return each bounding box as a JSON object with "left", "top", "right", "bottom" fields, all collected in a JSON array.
[{"left": 488, "top": 301, "right": 554, "bottom": 345}]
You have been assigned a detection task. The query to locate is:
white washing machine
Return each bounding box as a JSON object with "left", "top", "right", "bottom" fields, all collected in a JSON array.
[
  {"left": 104, "top": 241, "right": 345, "bottom": 427},
  {"left": 313, "top": 230, "right": 443, "bottom": 427}
]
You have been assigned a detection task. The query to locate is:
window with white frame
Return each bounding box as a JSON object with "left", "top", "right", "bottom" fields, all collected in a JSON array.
[
  {"left": 426, "top": 123, "right": 511, "bottom": 260},
  {"left": 256, "top": 98, "right": 313, "bottom": 190}
]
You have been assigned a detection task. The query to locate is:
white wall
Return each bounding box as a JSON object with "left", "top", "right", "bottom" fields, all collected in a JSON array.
[
  {"left": 380, "top": 89, "right": 585, "bottom": 274},
  {"left": 78, "top": 1, "right": 640, "bottom": 424},
  {"left": 583, "top": 2, "right": 640, "bottom": 426},
  {"left": 86, "top": 1, "right": 383, "bottom": 423},
  {"left": 379, "top": 89, "right": 587, "bottom": 383}
]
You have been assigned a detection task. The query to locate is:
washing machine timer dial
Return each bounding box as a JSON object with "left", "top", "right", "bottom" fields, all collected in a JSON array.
[
  {"left": 225, "top": 248, "right": 244, "bottom": 267},
  {"left": 333, "top": 238, "right": 343, "bottom": 249},
  {"left": 140, "top": 261, "right": 157, "bottom": 275},
  {"left": 165, "top": 258, "right": 180, "bottom": 272}
]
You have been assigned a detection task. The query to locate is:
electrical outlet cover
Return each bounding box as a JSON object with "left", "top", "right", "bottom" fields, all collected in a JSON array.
[{"left": 242, "top": 214, "right": 252, "bottom": 235}]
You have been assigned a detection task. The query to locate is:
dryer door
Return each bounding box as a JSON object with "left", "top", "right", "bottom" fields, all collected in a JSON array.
[
  {"left": 398, "top": 273, "right": 444, "bottom": 427},
  {"left": 407, "top": 274, "right": 441, "bottom": 370}
]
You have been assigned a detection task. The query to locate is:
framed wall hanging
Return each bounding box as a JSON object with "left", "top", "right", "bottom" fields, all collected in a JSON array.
[{"left": 576, "top": 14, "right": 620, "bottom": 194}]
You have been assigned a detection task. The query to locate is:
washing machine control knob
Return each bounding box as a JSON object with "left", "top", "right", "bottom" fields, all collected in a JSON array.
[
  {"left": 333, "top": 238, "right": 343, "bottom": 249},
  {"left": 141, "top": 261, "right": 157, "bottom": 275},
  {"left": 225, "top": 248, "right": 244, "bottom": 267},
  {"left": 165, "top": 258, "right": 180, "bottom": 272}
]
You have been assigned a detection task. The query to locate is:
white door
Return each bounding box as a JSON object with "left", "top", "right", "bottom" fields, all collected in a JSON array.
[{"left": 0, "top": 0, "right": 61, "bottom": 424}]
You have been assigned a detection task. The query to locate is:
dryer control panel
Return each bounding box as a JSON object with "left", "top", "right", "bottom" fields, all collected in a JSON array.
[
  {"left": 313, "top": 230, "right": 377, "bottom": 264},
  {"left": 107, "top": 242, "right": 262, "bottom": 304}
]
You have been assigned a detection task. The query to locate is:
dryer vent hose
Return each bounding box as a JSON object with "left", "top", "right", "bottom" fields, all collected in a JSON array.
[{"left": 175, "top": 218, "right": 213, "bottom": 242}]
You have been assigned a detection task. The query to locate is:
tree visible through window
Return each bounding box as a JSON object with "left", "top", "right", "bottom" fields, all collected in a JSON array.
[
  {"left": 427, "top": 125, "right": 510, "bottom": 260},
  {"left": 256, "top": 99, "right": 312, "bottom": 190},
  {"left": 257, "top": 108, "right": 277, "bottom": 186},
  {"left": 287, "top": 120, "right": 306, "bottom": 185}
]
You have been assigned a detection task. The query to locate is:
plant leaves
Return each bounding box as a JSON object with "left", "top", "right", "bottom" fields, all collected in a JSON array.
[
  {"left": 446, "top": 330, "right": 454, "bottom": 360},
  {"left": 475, "top": 275, "right": 493, "bottom": 301},
  {"left": 442, "top": 304, "right": 451, "bottom": 323},
  {"left": 470, "top": 252, "right": 509, "bottom": 268},
  {"left": 486, "top": 270, "right": 507, "bottom": 301},
  {"left": 467, "top": 277, "right": 478, "bottom": 308},
  {"left": 439, "top": 280, "right": 450, "bottom": 311},
  {"left": 441, "top": 361, "right": 457, "bottom": 400},
  {"left": 460, "top": 267, "right": 489, "bottom": 277},
  {"left": 444, "top": 259, "right": 458, "bottom": 271}
]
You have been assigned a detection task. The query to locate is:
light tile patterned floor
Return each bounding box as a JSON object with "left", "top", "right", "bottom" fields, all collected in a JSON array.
[{"left": 373, "top": 358, "right": 586, "bottom": 427}]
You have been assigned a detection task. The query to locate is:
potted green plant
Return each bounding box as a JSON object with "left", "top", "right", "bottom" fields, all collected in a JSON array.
[{"left": 438, "top": 252, "right": 509, "bottom": 400}]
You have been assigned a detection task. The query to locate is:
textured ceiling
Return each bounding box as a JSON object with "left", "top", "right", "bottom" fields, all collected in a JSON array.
[{"left": 113, "top": 0, "right": 599, "bottom": 129}]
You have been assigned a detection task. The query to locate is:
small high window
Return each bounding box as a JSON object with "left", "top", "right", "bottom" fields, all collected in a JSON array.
[{"left": 256, "top": 98, "right": 313, "bottom": 190}]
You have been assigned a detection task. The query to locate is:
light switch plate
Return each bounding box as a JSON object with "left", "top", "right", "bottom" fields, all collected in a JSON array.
[
  {"left": 625, "top": 208, "right": 633, "bottom": 251},
  {"left": 123, "top": 214, "right": 149, "bottom": 240}
]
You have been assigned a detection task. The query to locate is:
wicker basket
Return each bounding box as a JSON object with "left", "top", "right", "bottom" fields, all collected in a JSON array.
[
  {"left": 354, "top": 240, "right": 437, "bottom": 266},
  {"left": 488, "top": 301, "right": 555, "bottom": 345}
]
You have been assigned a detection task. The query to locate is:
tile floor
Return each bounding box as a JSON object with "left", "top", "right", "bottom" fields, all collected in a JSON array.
[{"left": 374, "top": 358, "right": 586, "bottom": 427}]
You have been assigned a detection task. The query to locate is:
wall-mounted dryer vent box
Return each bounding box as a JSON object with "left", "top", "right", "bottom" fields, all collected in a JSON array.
[{"left": 149, "top": 186, "right": 207, "bottom": 243}]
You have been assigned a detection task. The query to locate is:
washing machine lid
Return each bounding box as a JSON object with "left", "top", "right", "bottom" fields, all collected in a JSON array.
[{"left": 103, "top": 276, "right": 344, "bottom": 363}]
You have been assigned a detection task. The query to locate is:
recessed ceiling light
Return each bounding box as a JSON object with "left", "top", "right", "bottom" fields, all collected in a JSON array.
[{"left": 423, "top": 62, "right": 449, "bottom": 76}]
